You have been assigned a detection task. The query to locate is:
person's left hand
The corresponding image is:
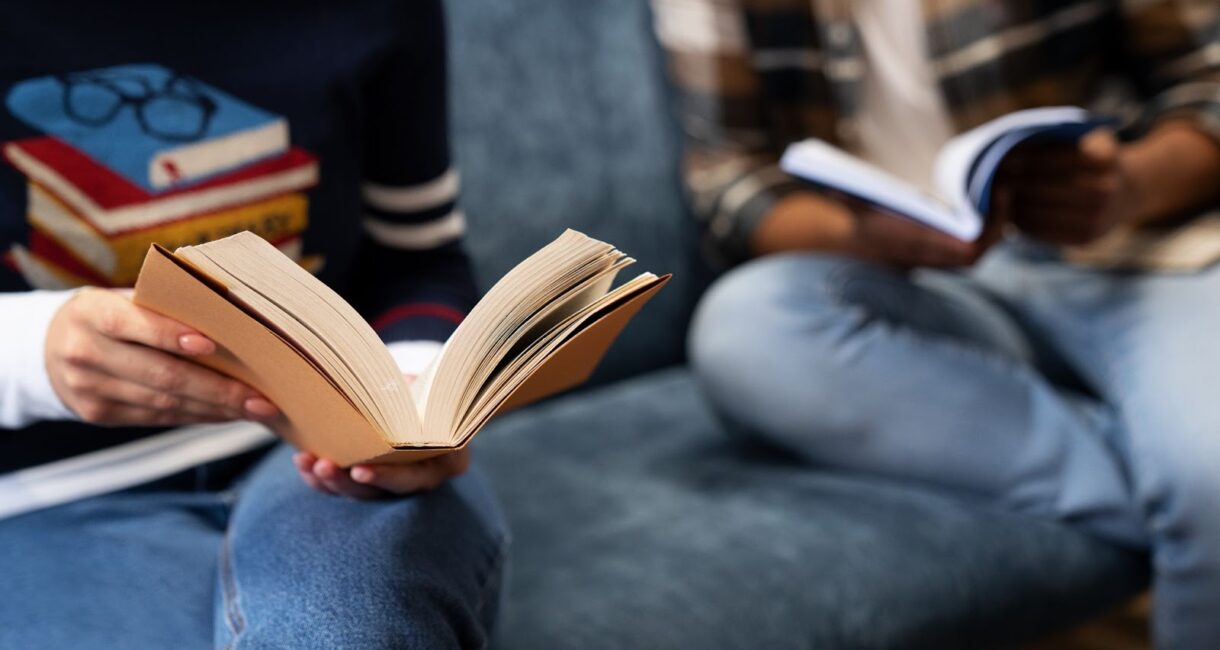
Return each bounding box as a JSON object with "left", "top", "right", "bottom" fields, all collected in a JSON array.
[
  {"left": 293, "top": 448, "right": 471, "bottom": 499},
  {"left": 290, "top": 373, "right": 472, "bottom": 499},
  {"left": 997, "top": 128, "right": 1138, "bottom": 245}
]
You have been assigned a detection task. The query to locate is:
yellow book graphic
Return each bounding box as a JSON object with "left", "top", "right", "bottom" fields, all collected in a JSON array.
[{"left": 27, "top": 183, "right": 308, "bottom": 286}]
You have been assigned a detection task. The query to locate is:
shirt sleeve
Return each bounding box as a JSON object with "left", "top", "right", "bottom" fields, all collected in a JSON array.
[
  {"left": 1121, "top": 1, "right": 1220, "bottom": 143},
  {"left": 650, "top": 0, "right": 805, "bottom": 264},
  {"left": 0, "top": 290, "right": 77, "bottom": 428},
  {"left": 346, "top": 0, "right": 478, "bottom": 345},
  {"left": 385, "top": 340, "right": 443, "bottom": 378}
]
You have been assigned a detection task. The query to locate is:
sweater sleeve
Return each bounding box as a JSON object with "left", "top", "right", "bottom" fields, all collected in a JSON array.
[
  {"left": 346, "top": 0, "right": 478, "bottom": 345},
  {"left": 0, "top": 290, "right": 76, "bottom": 428}
]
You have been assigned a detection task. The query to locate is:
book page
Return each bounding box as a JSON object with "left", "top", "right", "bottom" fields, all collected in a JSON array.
[
  {"left": 410, "top": 255, "right": 627, "bottom": 424},
  {"left": 174, "top": 233, "right": 424, "bottom": 444},
  {"left": 453, "top": 257, "right": 630, "bottom": 415},
  {"left": 421, "top": 230, "right": 627, "bottom": 444},
  {"left": 189, "top": 246, "right": 396, "bottom": 433},
  {"left": 143, "top": 229, "right": 666, "bottom": 455},
  {"left": 455, "top": 272, "right": 660, "bottom": 440},
  {"left": 778, "top": 140, "right": 968, "bottom": 238}
]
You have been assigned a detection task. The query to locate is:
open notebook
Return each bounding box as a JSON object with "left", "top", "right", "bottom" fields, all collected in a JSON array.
[
  {"left": 780, "top": 106, "right": 1110, "bottom": 240},
  {"left": 133, "top": 230, "right": 669, "bottom": 466}
]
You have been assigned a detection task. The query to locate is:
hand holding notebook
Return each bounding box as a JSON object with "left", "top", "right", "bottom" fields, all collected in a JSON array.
[{"left": 780, "top": 107, "right": 1111, "bottom": 241}]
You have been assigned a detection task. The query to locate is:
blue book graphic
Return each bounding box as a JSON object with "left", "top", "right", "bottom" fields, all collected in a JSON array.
[{"left": 6, "top": 64, "right": 288, "bottom": 193}]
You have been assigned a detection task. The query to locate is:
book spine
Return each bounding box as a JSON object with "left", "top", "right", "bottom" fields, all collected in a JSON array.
[
  {"left": 150, "top": 119, "right": 290, "bottom": 189},
  {"left": 27, "top": 183, "right": 310, "bottom": 286},
  {"left": 5, "top": 141, "right": 319, "bottom": 235}
]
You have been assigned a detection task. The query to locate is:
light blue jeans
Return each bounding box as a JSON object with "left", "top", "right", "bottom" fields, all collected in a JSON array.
[
  {"left": 0, "top": 443, "right": 509, "bottom": 649},
  {"left": 690, "top": 243, "right": 1220, "bottom": 649}
]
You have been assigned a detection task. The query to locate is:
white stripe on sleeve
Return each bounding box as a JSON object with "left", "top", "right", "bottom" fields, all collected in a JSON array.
[
  {"left": 363, "top": 209, "right": 466, "bottom": 249},
  {"left": 362, "top": 168, "right": 460, "bottom": 213}
]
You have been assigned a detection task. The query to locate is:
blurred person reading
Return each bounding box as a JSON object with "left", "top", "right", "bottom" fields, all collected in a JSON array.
[{"left": 653, "top": 0, "right": 1220, "bottom": 647}]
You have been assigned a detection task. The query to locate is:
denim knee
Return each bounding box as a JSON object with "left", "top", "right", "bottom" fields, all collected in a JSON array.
[
  {"left": 1136, "top": 430, "right": 1220, "bottom": 551},
  {"left": 220, "top": 450, "right": 511, "bottom": 648},
  {"left": 689, "top": 254, "right": 876, "bottom": 448}
]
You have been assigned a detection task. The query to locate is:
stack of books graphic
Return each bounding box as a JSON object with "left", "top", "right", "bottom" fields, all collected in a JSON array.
[{"left": 3, "top": 64, "right": 318, "bottom": 288}]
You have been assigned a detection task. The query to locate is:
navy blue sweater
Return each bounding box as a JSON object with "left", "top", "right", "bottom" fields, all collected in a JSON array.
[{"left": 0, "top": 0, "right": 477, "bottom": 470}]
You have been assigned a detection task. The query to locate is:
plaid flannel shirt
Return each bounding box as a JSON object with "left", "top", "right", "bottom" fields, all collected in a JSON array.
[{"left": 651, "top": 0, "right": 1220, "bottom": 268}]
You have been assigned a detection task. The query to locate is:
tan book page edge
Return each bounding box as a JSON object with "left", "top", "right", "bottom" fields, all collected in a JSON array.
[
  {"left": 440, "top": 273, "right": 670, "bottom": 446},
  {"left": 229, "top": 235, "right": 413, "bottom": 432},
  {"left": 423, "top": 230, "right": 612, "bottom": 433},
  {"left": 176, "top": 246, "right": 385, "bottom": 429},
  {"left": 133, "top": 245, "right": 407, "bottom": 466},
  {"left": 190, "top": 245, "right": 400, "bottom": 434},
  {"left": 459, "top": 272, "right": 657, "bottom": 434},
  {"left": 188, "top": 233, "right": 416, "bottom": 436},
  {"left": 448, "top": 257, "right": 633, "bottom": 428}
]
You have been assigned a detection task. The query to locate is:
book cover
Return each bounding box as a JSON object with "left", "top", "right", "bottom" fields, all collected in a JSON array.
[
  {"left": 5, "top": 64, "right": 287, "bottom": 191},
  {"left": 132, "top": 233, "right": 670, "bottom": 466},
  {"left": 3, "top": 137, "right": 317, "bottom": 233}
]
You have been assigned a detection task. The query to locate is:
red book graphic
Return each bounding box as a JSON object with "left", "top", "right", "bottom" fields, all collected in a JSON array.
[
  {"left": 29, "top": 228, "right": 111, "bottom": 285},
  {"left": 3, "top": 137, "right": 318, "bottom": 235}
]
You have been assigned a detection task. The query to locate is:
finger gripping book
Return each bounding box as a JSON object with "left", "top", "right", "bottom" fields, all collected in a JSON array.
[{"left": 133, "top": 230, "right": 669, "bottom": 466}]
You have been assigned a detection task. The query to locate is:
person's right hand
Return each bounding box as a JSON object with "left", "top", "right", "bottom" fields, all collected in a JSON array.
[
  {"left": 45, "top": 287, "right": 278, "bottom": 426},
  {"left": 836, "top": 191, "right": 1011, "bottom": 269},
  {"left": 755, "top": 189, "right": 1011, "bottom": 268}
]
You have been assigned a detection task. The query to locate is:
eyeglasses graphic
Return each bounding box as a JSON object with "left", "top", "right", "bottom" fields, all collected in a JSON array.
[{"left": 56, "top": 71, "right": 218, "bottom": 142}]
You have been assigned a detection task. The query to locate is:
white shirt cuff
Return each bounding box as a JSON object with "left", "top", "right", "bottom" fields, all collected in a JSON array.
[
  {"left": 385, "top": 340, "right": 444, "bottom": 377},
  {"left": 0, "top": 290, "right": 78, "bottom": 428}
]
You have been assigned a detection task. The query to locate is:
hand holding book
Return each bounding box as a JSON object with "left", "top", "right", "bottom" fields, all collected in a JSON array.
[
  {"left": 758, "top": 184, "right": 1012, "bottom": 268},
  {"left": 292, "top": 376, "right": 473, "bottom": 499},
  {"left": 274, "top": 372, "right": 480, "bottom": 499},
  {"left": 994, "top": 127, "right": 1134, "bottom": 246},
  {"left": 779, "top": 107, "right": 1111, "bottom": 243},
  {"left": 294, "top": 447, "right": 472, "bottom": 499},
  {"left": 133, "top": 229, "right": 669, "bottom": 468},
  {"left": 44, "top": 284, "right": 478, "bottom": 499},
  {"left": 44, "top": 286, "right": 279, "bottom": 426}
]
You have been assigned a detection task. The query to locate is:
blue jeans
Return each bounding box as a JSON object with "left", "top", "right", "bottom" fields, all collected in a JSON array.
[
  {"left": 0, "top": 443, "right": 509, "bottom": 649},
  {"left": 690, "top": 244, "right": 1220, "bottom": 649}
]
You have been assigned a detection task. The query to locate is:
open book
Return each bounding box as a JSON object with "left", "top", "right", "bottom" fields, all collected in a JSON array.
[
  {"left": 779, "top": 107, "right": 1109, "bottom": 240},
  {"left": 133, "top": 230, "right": 669, "bottom": 466}
]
